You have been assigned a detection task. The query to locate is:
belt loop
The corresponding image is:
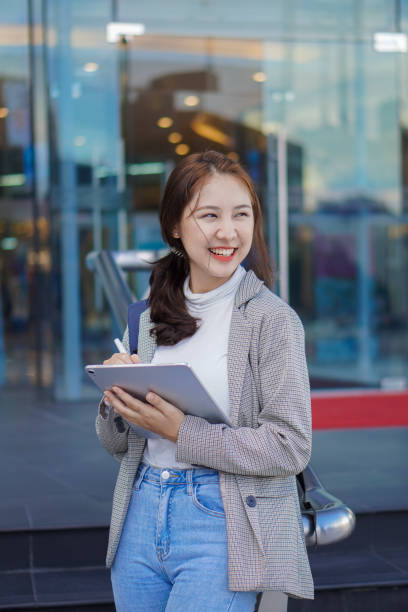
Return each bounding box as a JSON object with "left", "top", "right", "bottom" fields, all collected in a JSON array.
[
  {"left": 133, "top": 463, "right": 149, "bottom": 491},
  {"left": 186, "top": 469, "right": 193, "bottom": 496}
]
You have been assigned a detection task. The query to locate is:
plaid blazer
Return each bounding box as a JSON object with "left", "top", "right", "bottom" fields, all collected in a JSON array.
[{"left": 96, "top": 270, "right": 314, "bottom": 599}]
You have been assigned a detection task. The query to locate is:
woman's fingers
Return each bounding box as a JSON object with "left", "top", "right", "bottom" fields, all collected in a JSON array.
[
  {"left": 107, "top": 387, "right": 156, "bottom": 421},
  {"left": 145, "top": 392, "right": 173, "bottom": 414},
  {"left": 110, "top": 387, "right": 145, "bottom": 410},
  {"left": 104, "top": 389, "right": 141, "bottom": 421},
  {"left": 104, "top": 387, "right": 184, "bottom": 442},
  {"left": 103, "top": 353, "right": 137, "bottom": 366},
  {"left": 102, "top": 353, "right": 121, "bottom": 365}
]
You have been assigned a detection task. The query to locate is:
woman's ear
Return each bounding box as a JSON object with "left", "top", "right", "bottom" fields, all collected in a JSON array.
[{"left": 172, "top": 225, "right": 180, "bottom": 239}]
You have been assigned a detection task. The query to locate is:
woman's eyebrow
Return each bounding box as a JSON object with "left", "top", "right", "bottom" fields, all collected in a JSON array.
[{"left": 195, "top": 204, "right": 252, "bottom": 211}]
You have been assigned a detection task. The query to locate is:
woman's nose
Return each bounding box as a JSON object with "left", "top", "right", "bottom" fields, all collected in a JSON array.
[{"left": 215, "top": 219, "right": 237, "bottom": 240}]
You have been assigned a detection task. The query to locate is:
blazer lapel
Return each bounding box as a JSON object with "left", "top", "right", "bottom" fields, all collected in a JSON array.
[
  {"left": 137, "top": 309, "right": 156, "bottom": 363},
  {"left": 227, "top": 304, "right": 253, "bottom": 427}
]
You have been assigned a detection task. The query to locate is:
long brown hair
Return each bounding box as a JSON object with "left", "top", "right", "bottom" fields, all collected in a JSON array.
[{"left": 149, "top": 150, "right": 273, "bottom": 345}]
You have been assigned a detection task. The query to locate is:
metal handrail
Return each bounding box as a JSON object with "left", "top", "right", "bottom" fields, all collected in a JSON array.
[
  {"left": 87, "top": 248, "right": 356, "bottom": 547},
  {"left": 86, "top": 250, "right": 135, "bottom": 331},
  {"left": 86, "top": 249, "right": 169, "bottom": 329}
]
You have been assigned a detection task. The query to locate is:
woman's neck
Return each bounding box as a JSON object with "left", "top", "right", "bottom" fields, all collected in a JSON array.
[{"left": 188, "top": 268, "right": 238, "bottom": 294}]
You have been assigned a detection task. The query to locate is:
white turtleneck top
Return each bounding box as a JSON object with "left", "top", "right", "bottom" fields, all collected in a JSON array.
[{"left": 142, "top": 265, "right": 246, "bottom": 469}]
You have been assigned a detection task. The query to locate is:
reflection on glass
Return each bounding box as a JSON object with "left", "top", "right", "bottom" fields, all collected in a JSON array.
[
  {"left": 263, "top": 40, "right": 408, "bottom": 388},
  {"left": 3, "top": 1, "right": 405, "bottom": 396},
  {"left": 0, "top": 1, "right": 44, "bottom": 388}
]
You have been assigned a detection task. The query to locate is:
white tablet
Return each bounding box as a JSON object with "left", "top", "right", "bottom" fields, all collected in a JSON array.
[{"left": 86, "top": 362, "right": 231, "bottom": 438}]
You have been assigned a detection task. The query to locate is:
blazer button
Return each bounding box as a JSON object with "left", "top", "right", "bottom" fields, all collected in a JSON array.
[{"left": 246, "top": 495, "right": 257, "bottom": 508}]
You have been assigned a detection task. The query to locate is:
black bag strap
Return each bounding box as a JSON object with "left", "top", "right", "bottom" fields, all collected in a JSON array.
[{"left": 128, "top": 298, "right": 149, "bottom": 353}]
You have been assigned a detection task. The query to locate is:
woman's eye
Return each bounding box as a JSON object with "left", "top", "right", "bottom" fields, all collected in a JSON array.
[{"left": 198, "top": 211, "right": 250, "bottom": 219}]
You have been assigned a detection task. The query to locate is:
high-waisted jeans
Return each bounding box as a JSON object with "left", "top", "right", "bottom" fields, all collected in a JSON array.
[{"left": 111, "top": 462, "right": 258, "bottom": 612}]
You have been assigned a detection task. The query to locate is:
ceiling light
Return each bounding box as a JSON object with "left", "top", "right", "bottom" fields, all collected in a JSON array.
[
  {"left": 175, "top": 144, "right": 190, "bottom": 156},
  {"left": 0, "top": 107, "right": 9, "bottom": 118},
  {"left": 191, "top": 115, "right": 233, "bottom": 147},
  {"left": 84, "top": 62, "right": 99, "bottom": 72},
  {"left": 168, "top": 132, "right": 182, "bottom": 144},
  {"left": 106, "top": 22, "right": 145, "bottom": 43},
  {"left": 157, "top": 116, "right": 173, "bottom": 128},
  {"left": 1, "top": 237, "right": 18, "bottom": 250},
  {"left": 0, "top": 174, "right": 25, "bottom": 187},
  {"left": 252, "top": 72, "right": 266, "bottom": 83},
  {"left": 374, "top": 32, "right": 407, "bottom": 52},
  {"left": 184, "top": 95, "right": 200, "bottom": 107}
]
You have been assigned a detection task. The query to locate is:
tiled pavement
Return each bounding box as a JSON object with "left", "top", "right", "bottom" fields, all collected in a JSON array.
[{"left": 1, "top": 387, "right": 406, "bottom": 531}]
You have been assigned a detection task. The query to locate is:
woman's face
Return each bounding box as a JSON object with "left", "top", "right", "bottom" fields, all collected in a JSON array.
[{"left": 174, "top": 173, "right": 255, "bottom": 293}]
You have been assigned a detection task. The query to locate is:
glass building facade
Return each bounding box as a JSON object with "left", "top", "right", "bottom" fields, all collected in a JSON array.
[{"left": 1, "top": 1, "right": 408, "bottom": 401}]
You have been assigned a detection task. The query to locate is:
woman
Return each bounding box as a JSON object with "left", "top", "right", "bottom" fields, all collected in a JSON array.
[{"left": 96, "top": 150, "right": 314, "bottom": 611}]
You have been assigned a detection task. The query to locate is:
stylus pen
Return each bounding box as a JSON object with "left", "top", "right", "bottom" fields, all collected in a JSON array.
[{"left": 114, "top": 337, "right": 127, "bottom": 353}]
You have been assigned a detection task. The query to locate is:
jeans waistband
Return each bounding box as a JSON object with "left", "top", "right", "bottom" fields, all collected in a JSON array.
[{"left": 134, "top": 462, "right": 219, "bottom": 491}]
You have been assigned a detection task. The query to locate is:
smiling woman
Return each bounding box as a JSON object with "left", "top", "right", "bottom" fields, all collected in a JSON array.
[{"left": 96, "top": 150, "right": 314, "bottom": 611}]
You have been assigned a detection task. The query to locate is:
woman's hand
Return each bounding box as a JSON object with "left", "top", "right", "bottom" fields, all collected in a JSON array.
[
  {"left": 103, "top": 387, "right": 185, "bottom": 443},
  {"left": 103, "top": 352, "right": 141, "bottom": 366}
]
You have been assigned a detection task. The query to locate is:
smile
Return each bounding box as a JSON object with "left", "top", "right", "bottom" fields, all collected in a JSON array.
[
  {"left": 209, "top": 247, "right": 237, "bottom": 256},
  {"left": 208, "top": 247, "right": 238, "bottom": 260}
]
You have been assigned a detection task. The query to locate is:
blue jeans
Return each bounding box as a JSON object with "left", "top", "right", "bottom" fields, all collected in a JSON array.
[{"left": 111, "top": 462, "right": 258, "bottom": 612}]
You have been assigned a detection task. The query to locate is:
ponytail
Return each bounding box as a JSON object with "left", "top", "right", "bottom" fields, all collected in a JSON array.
[{"left": 149, "top": 251, "right": 199, "bottom": 346}]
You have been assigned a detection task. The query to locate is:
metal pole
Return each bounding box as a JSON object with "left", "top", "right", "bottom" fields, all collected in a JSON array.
[
  {"left": 92, "top": 146, "right": 103, "bottom": 311},
  {"left": 277, "top": 127, "right": 289, "bottom": 303},
  {"left": 55, "top": 1, "right": 82, "bottom": 398},
  {"left": 28, "top": 0, "right": 43, "bottom": 386}
]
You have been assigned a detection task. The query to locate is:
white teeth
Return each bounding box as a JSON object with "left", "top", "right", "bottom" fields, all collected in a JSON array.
[{"left": 210, "top": 248, "right": 236, "bottom": 256}]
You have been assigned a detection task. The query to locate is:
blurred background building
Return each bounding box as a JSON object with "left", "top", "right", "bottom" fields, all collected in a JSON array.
[{"left": 0, "top": 0, "right": 407, "bottom": 405}]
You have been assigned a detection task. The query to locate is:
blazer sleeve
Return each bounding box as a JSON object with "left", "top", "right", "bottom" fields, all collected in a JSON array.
[
  {"left": 175, "top": 306, "right": 312, "bottom": 477},
  {"left": 95, "top": 327, "right": 131, "bottom": 462}
]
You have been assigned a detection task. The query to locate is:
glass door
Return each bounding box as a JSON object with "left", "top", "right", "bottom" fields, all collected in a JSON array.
[
  {"left": 42, "top": 0, "right": 408, "bottom": 397},
  {"left": 0, "top": 1, "right": 48, "bottom": 389},
  {"left": 263, "top": 39, "right": 408, "bottom": 388}
]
